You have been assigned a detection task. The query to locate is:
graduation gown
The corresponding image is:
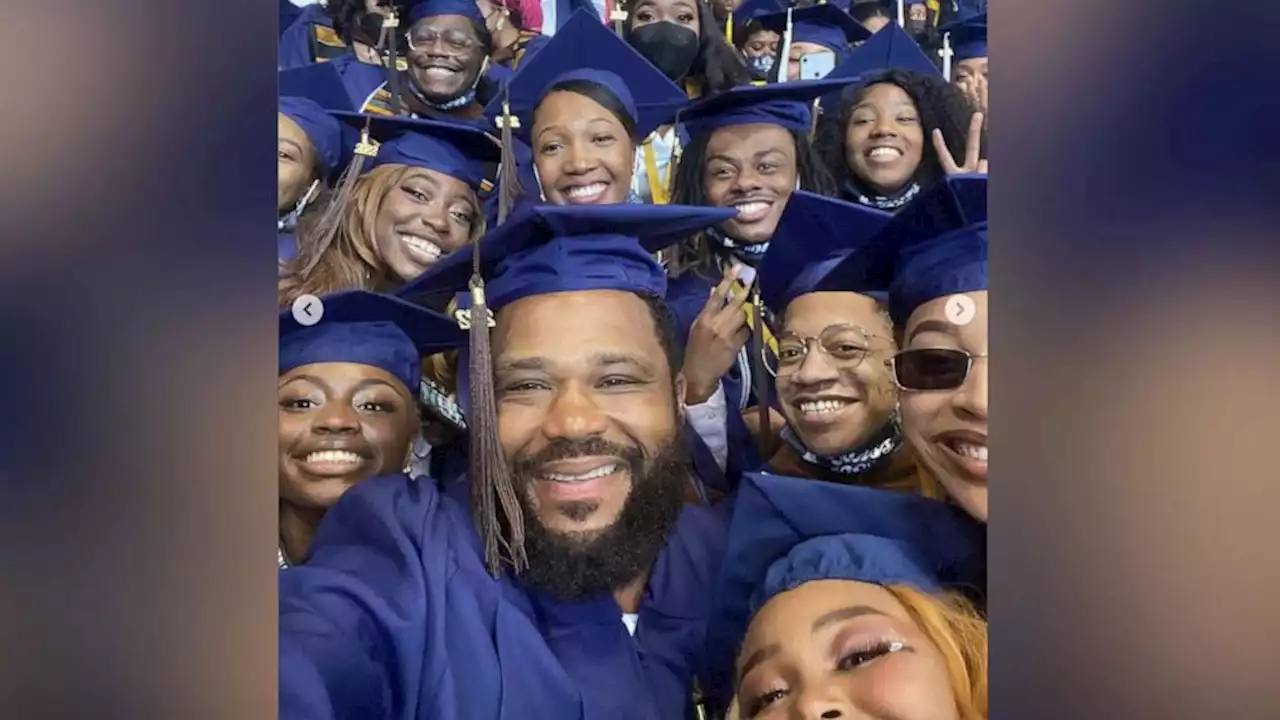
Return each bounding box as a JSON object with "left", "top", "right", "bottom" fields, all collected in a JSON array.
[
  {"left": 280, "top": 472, "right": 730, "bottom": 720},
  {"left": 279, "top": 4, "right": 346, "bottom": 70}
]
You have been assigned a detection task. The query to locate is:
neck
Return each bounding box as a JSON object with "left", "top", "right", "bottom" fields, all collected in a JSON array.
[
  {"left": 279, "top": 502, "right": 328, "bottom": 565},
  {"left": 613, "top": 570, "right": 650, "bottom": 614},
  {"left": 402, "top": 71, "right": 481, "bottom": 118}
]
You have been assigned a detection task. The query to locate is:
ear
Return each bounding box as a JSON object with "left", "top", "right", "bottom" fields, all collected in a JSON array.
[{"left": 673, "top": 371, "right": 689, "bottom": 421}]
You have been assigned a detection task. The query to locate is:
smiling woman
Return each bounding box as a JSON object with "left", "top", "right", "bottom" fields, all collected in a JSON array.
[
  {"left": 488, "top": 10, "right": 689, "bottom": 210},
  {"left": 278, "top": 112, "right": 500, "bottom": 308},
  {"left": 702, "top": 474, "right": 987, "bottom": 717},
  {"left": 277, "top": 290, "right": 465, "bottom": 567}
]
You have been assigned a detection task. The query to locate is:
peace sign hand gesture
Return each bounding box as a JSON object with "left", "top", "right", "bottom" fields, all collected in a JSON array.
[{"left": 932, "top": 111, "right": 988, "bottom": 175}]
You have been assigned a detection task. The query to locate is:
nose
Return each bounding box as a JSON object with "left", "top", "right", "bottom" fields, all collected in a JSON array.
[
  {"left": 730, "top": 166, "right": 764, "bottom": 195},
  {"left": 951, "top": 355, "right": 988, "bottom": 421},
  {"left": 313, "top": 401, "right": 360, "bottom": 435},
  {"left": 414, "top": 202, "right": 451, "bottom": 235},
  {"left": 869, "top": 114, "right": 898, "bottom": 138},
  {"left": 563, "top": 140, "right": 600, "bottom": 176},
  {"left": 792, "top": 685, "right": 854, "bottom": 719},
  {"left": 540, "top": 382, "right": 609, "bottom": 441},
  {"left": 791, "top": 342, "right": 840, "bottom": 387}
]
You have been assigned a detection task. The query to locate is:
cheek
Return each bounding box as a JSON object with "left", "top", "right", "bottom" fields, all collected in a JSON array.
[
  {"left": 703, "top": 176, "right": 729, "bottom": 204},
  {"left": 364, "top": 415, "right": 414, "bottom": 456},
  {"left": 497, "top": 403, "right": 545, "bottom": 457},
  {"left": 534, "top": 155, "right": 560, "bottom": 185},
  {"left": 857, "top": 657, "right": 960, "bottom": 718},
  {"left": 277, "top": 413, "right": 308, "bottom": 447},
  {"left": 604, "top": 145, "right": 634, "bottom": 178},
  {"left": 898, "top": 392, "right": 945, "bottom": 444}
]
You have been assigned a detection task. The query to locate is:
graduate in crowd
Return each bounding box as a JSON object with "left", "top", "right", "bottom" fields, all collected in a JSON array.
[
  {"left": 277, "top": 290, "right": 465, "bottom": 568},
  {"left": 619, "top": 0, "right": 753, "bottom": 204},
  {"left": 904, "top": 0, "right": 941, "bottom": 47},
  {"left": 941, "top": 11, "right": 987, "bottom": 118},
  {"left": 755, "top": 3, "right": 870, "bottom": 81},
  {"left": 817, "top": 173, "right": 988, "bottom": 522},
  {"left": 703, "top": 473, "right": 987, "bottom": 716},
  {"left": 279, "top": 112, "right": 500, "bottom": 306},
  {"left": 358, "top": 0, "right": 496, "bottom": 123},
  {"left": 664, "top": 79, "right": 846, "bottom": 475},
  {"left": 848, "top": 0, "right": 894, "bottom": 36},
  {"left": 280, "top": 0, "right": 411, "bottom": 72},
  {"left": 726, "top": 0, "right": 784, "bottom": 82},
  {"left": 816, "top": 22, "right": 984, "bottom": 210},
  {"left": 476, "top": 0, "right": 550, "bottom": 86},
  {"left": 277, "top": 63, "right": 358, "bottom": 256},
  {"left": 754, "top": 191, "right": 941, "bottom": 495},
  {"left": 489, "top": 10, "right": 688, "bottom": 209},
  {"left": 279, "top": 203, "right": 741, "bottom": 719},
  {"left": 622, "top": 0, "right": 752, "bottom": 99}
]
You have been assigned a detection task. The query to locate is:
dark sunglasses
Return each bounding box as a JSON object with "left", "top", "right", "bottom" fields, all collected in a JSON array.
[{"left": 888, "top": 348, "right": 988, "bottom": 391}]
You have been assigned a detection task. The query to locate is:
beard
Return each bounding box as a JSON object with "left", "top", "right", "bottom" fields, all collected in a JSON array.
[{"left": 510, "top": 428, "right": 689, "bottom": 602}]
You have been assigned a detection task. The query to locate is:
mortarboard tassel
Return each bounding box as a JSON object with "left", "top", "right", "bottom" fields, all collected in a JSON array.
[
  {"left": 750, "top": 285, "right": 775, "bottom": 461},
  {"left": 466, "top": 232, "right": 528, "bottom": 578},
  {"left": 300, "top": 121, "right": 380, "bottom": 278},
  {"left": 495, "top": 91, "right": 521, "bottom": 225},
  {"left": 384, "top": 11, "right": 403, "bottom": 115}
]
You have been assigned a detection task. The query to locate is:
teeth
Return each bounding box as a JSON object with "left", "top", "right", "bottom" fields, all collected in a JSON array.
[
  {"left": 401, "top": 234, "right": 442, "bottom": 259},
  {"left": 423, "top": 67, "right": 458, "bottom": 78},
  {"left": 734, "top": 201, "right": 769, "bottom": 216},
  {"left": 952, "top": 442, "right": 988, "bottom": 461},
  {"left": 304, "top": 450, "right": 363, "bottom": 465},
  {"left": 566, "top": 183, "right": 607, "bottom": 199},
  {"left": 868, "top": 147, "right": 902, "bottom": 159},
  {"left": 799, "top": 399, "right": 851, "bottom": 415},
  {"left": 542, "top": 463, "right": 619, "bottom": 483}
]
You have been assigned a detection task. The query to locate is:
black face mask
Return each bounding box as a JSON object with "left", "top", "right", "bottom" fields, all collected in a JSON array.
[
  {"left": 628, "top": 22, "right": 700, "bottom": 83},
  {"left": 905, "top": 18, "right": 928, "bottom": 37}
]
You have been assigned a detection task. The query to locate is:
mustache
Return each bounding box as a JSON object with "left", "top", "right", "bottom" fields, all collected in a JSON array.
[{"left": 509, "top": 437, "right": 645, "bottom": 481}]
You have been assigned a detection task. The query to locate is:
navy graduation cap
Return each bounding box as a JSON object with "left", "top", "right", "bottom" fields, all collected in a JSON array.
[
  {"left": 279, "top": 97, "right": 349, "bottom": 182},
  {"left": 484, "top": 9, "right": 689, "bottom": 142},
  {"left": 279, "top": 62, "right": 359, "bottom": 180},
  {"left": 406, "top": 0, "right": 485, "bottom": 25},
  {"left": 397, "top": 202, "right": 738, "bottom": 308},
  {"left": 329, "top": 111, "right": 501, "bottom": 192},
  {"left": 757, "top": 3, "right": 871, "bottom": 56},
  {"left": 757, "top": 190, "right": 893, "bottom": 313},
  {"left": 279, "top": 290, "right": 466, "bottom": 394},
  {"left": 701, "top": 472, "right": 987, "bottom": 711},
  {"left": 826, "top": 20, "right": 944, "bottom": 81},
  {"left": 679, "top": 76, "right": 858, "bottom": 139},
  {"left": 942, "top": 11, "right": 988, "bottom": 61},
  {"left": 813, "top": 173, "right": 988, "bottom": 326}
]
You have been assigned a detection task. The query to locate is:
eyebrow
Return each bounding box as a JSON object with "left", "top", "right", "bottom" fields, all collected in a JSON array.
[
  {"left": 279, "top": 138, "right": 303, "bottom": 155},
  {"left": 707, "top": 147, "right": 788, "bottom": 166},
  {"left": 811, "top": 604, "right": 889, "bottom": 633},
  {"left": 402, "top": 170, "right": 441, "bottom": 190},
  {"left": 536, "top": 116, "right": 622, "bottom": 142},
  {"left": 907, "top": 319, "right": 958, "bottom": 344},
  {"left": 737, "top": 643, "right": 780, "bottom": 684},
  {"left": 496, "top": 352, "right": 654, "bottom": 374},
  {"left": 280, "top": 373, "right": 329, "bottom": 392}
]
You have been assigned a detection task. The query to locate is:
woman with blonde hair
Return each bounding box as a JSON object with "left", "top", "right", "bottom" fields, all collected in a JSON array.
[
  {"left": 701, "top": 473, "right": 986, "bottom": 718},
  {"left": 279, "top": 113, "right": 502, "bottom": 308}
]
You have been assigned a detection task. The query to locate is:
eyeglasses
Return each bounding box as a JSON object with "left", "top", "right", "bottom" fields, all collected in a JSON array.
[
  {"left": 406, "top": 26, "right": 479, "bottom": 53},
  {"left": 774, "top": 325, "right": 891, "bottom": 377},
  {"left": 888, "top": 348, "right": 989, "bottom": 391}
]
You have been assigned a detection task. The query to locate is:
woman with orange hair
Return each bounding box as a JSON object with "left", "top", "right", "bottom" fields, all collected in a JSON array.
[{"left": 701, "top": 473, "right": 987, "bottom": 718}]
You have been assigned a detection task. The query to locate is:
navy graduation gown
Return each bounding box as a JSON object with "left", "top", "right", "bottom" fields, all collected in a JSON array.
[
  {"left": 279, "top": 4, "right": 334, "bottom": 70},
  {"left": 280, "top": 472, "right": 729, "bottom": 719}
]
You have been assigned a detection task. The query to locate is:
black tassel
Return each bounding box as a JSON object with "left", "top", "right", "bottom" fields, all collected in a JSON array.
[
  {"left": 384, "top": 11, "right": 403, "bottom": 115},
  {"left": 496, "top": 92, "right": 521, "bottom": 225},
  {"left": 750, "top": 287, "right": 774, "bottom": 461},
  {"left": 466, "top": 247, "right": 527, "bottom": 577}
]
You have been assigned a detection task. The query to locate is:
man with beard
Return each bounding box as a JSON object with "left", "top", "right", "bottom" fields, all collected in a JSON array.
[
  {"left": 359, "top": 0, "right": 495, "bottom": 124},
  {"left": 279, "top": 203, "right": 740, "bottom": 720}
]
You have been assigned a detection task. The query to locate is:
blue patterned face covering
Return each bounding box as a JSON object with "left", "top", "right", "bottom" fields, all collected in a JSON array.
[
  {"left": 747, "top": 55, "right": 775, "bottom": 79},
  {"left": 845, "top": 180, "right": 922, "bottom": 211},
  {"left": 780, "top": 417, "right": 904, "bottom": 477},
  {"left": 707, "top": 226, "right": 769, "bottom": 266}
]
